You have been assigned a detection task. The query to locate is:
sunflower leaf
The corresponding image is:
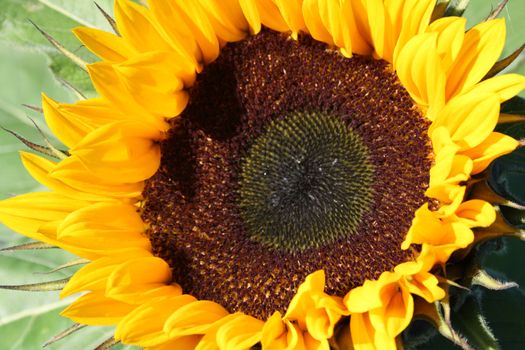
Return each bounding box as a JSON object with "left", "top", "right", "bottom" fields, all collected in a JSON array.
[
  {"left": 475, "top": 287, "right": 525, "bottom": 350},
  {"left": 499, "top": 205, "right": 525, "bottom": 230},
  {"left": 488, "top": 147, "right": 525, "bottom": 206},
  {"left": 495, "top": 121, "right": 525, "bottom": 139},
  {"left": 450, "top": 295, "right": 500, "bottom": 350},
  {"left": 501, "top": 96, "right": 525, "bottom": 115},
  {"left": 0, "top": 0, "right": 113, "bottom": 96},
  {"left": 444, "top": 0, "right": 471, "bottom": 17}
]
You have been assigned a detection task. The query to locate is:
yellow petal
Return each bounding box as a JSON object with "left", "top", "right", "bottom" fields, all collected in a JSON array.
[
  {"left": 56, "top": 202, "right": 151, "bottom": 257},
  {"left": 344, "top": 280, "right": 382, "bottom": 314},
  {"left": 199, "top": 0, "right": 249, "bottom": 42},
  {"left": 215, "top": 314, "right": 264, "bottom": 350},
  {"left": 114, "top": 56, "right": 190, "bottom": 117},
  {"left": 349, "top": 313, "right": 377, "bottom": 350},
  {"left": 446, "top": 18, "right": 506, "bottom": 99},
  {"left": 431, "top": 93, "right": 500, "bottom": 150},
  {"left": 150, "top": 0, "right": 220, "bottom": 64},
  {"left": 390, "top": 0, "right": 435, "bottom": 64},
  {"left": 426, "top": 16, "right": 466, "bottom": 73},
  {"left": 321, "top": 0, "right": 353, "bottom": 54},
  {"left": 0, "top": 192, "right": 89, "bottom": 243},
  {"left": 67, "top": 121, "right": 161, "bottom": 184},
  {"left": 106, "top": 256, "right": 174, "bottom": 302},
  {"left": 395, "top": 32, "right": 446, "bottom": 118},
  {"left": 240, "top": 0, "right": 290, "bottom": 34},
  {"left": 87, "top": 62, "right": 174, "bottom": 127},
  {"left": 42, "top": 94, "right": 91, "bottom": 148},
  {"left": 165, "top": 300, "right": 229, "bottom": 338},
  {"left": 368, "top": 282, "right": 413, "bottom": 338},
  {"left": 273, "top": 0, "right": 307, "bottom": 39},
  {"left": 403, "top": 271, "right": 445, "bottom": 303},
  {"left": 195, "top": 314, "right": 246, "bottom": 350},
  {"left": 115, "top": 0, "right": 172, "bottom": 53},
  {"left": 302, "top": 0, "right": 334, "bottom": 45},
  {"left": 460, "top": 132, "right": 519, "bottom": 174},
  {"left": 42, "top": 155, "right": 143, "bottom": 199},
  {"left": 61, "top": 291, "right": 136, "bottom": 326},
  {"left": 146, "top": 0, "right": 202, "bottom": 67},
  {"left": 453, "top": 199, "right": 496, "bottom": 228},
  {"left": 239, "top": 0, "right": 263, "bottom": 34},
  {"left": 466, "top": 74, "right": 525, "bottom": 103},
  {"left": 285, "top": 270, "right": 347, "bottom": 339},
  {"left": 60, "top": 251, "right": 151, "bottom": 298},
  {"left": 363, "top": 0, "right": 386, "bottom": 59},
  {"left": 73, "top": 26, "right": 136, "bottom": 63},
  {"left": 115, "top": 295, "right": 197, "bottom": 347},
  {"left": 146, "top": 336, "right": 202, "bottom": 350}
]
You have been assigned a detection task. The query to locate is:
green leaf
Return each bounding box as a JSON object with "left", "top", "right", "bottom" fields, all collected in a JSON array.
[
  {"left": 488, "top": 147, "right": 525, "bottom": 205},
  {"left": 0, "top": 0, "right": 113, "bottom": 95},
  {"left": 444, "top": 0, "right": 471, "bottom": 17},
  {"left": 495, "top": 121, "right": 525, "bottom": 139},
  {"left": 501, "top": 96, "right": 525, "bottom": 115},
  {"left": 450, "top": 295, "right": 500, "bottom": 350},
  {"left": 37, "top": 0, "right": 114, "bottom": 30},
  {"left": 475, "top": 287, "right": 525, "bottom": 350},
  {"left": 499, "top": 205, "right": 525, "bottom": 229}
]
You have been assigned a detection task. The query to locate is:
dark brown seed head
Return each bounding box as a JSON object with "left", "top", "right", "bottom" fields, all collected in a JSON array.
[{"left": 141, "top": 29, "right": 433, "bottom": 320}]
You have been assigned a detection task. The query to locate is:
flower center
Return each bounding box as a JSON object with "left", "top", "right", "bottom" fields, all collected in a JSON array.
[
  {"left": 239, "top": 111, "right": 374, "bottom": 252},
  {"left": 141, "top": 29, "right": 432, "bottom": 320}
]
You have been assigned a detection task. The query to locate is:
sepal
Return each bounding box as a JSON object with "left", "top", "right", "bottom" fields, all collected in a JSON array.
[
  {"left": 0, "top": 277, "right": 69, "bottom": 291},
  {"left": 43, "top": 323, "right": 87, "bottom": 348}
]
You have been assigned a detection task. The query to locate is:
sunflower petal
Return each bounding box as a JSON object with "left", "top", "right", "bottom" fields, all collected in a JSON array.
[
  {"left": 146, "top": 336, "right": 201, "bottom": 350},
  {"left": 350, "top": 313, "right": 382, "bottom": 350},
  {"left": 446, "top": 18, "right": 506, "bottom": 99},
  {"left": 273, "top": 0, "right": 306, "bottom": 39},
  {"left": 115, "top": 295, "right": 197, "bottom": 347},
  {"left": 395, "top": 32, "right": 446, "bottom": 118},
  {"left": 42, "top": 94, "right": 91, "bottom": 148},
  {"left": 38, "top": 154, "right": 143, "bottom": 199},
  {"left": 466, "top": 74, "right": 525, "bottom": 103},
  {"left": 302, "top": 0, "right": 334, "bottom": 45},
  {"left": 60, "top": 252, "right": 151, "bottom": 298},
  {"left": 215, "top": 314, "right": 264, "bottom": 350},
  {"left": 61, "top": 292, "right": 136, "bottom": 326},
  {"left": 198, "top": 0, "right": 249, "bottom": 42},
  {"left": 0, "top": 192, "right": 89, "bottom": 243},
  {"left": 73, "top": 27, "right": 136, "bottom": 63},
  {"left": 106, "top": 256, "right": 173, "bottom": 302},
  {"left": 164, "top": 300, "right": 229, "bottom": 338},
  {"left": 425, "top": 16, "right": 466, "bottom": 72},
  {"left": 390, "top": 0, "right": 435, "bottom": 64},
  {"left": 56, "top": 202, "right": 151, "bottom": 257},
  {"left": 67, "top": 121, "right": 161, "bottom": 183},
  {"left": 431, "top": 93, "right": 500, "bottom": 150},
  {"left": 460, "top": 132, "right": 519, "bottom": 174},
  {"left": 114, "top": 0, "right": 172, "bottom": 53}
]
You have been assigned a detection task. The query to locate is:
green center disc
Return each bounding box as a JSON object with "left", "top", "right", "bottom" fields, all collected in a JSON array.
[{"left": 239, "top": 111, "right": 375, "bottom": 252}]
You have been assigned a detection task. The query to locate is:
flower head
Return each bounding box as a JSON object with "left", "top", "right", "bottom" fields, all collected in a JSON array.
[{"left": 1, "top": 0, "right": 524, "bottom": 349}]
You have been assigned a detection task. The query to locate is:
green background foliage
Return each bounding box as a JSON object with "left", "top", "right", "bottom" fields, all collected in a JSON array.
[{"left": 0, "top": 0, "right": 523, "bottom": 349}]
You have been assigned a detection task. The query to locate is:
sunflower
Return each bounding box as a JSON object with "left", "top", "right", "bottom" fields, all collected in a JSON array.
[{"left": 1, "top": 0, "right": 525, "bottom": 349}]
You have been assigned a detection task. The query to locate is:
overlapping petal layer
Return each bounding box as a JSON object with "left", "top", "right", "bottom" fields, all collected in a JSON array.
[{"left": 1, "top": 1, "right": 524, "bottom": 349}]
